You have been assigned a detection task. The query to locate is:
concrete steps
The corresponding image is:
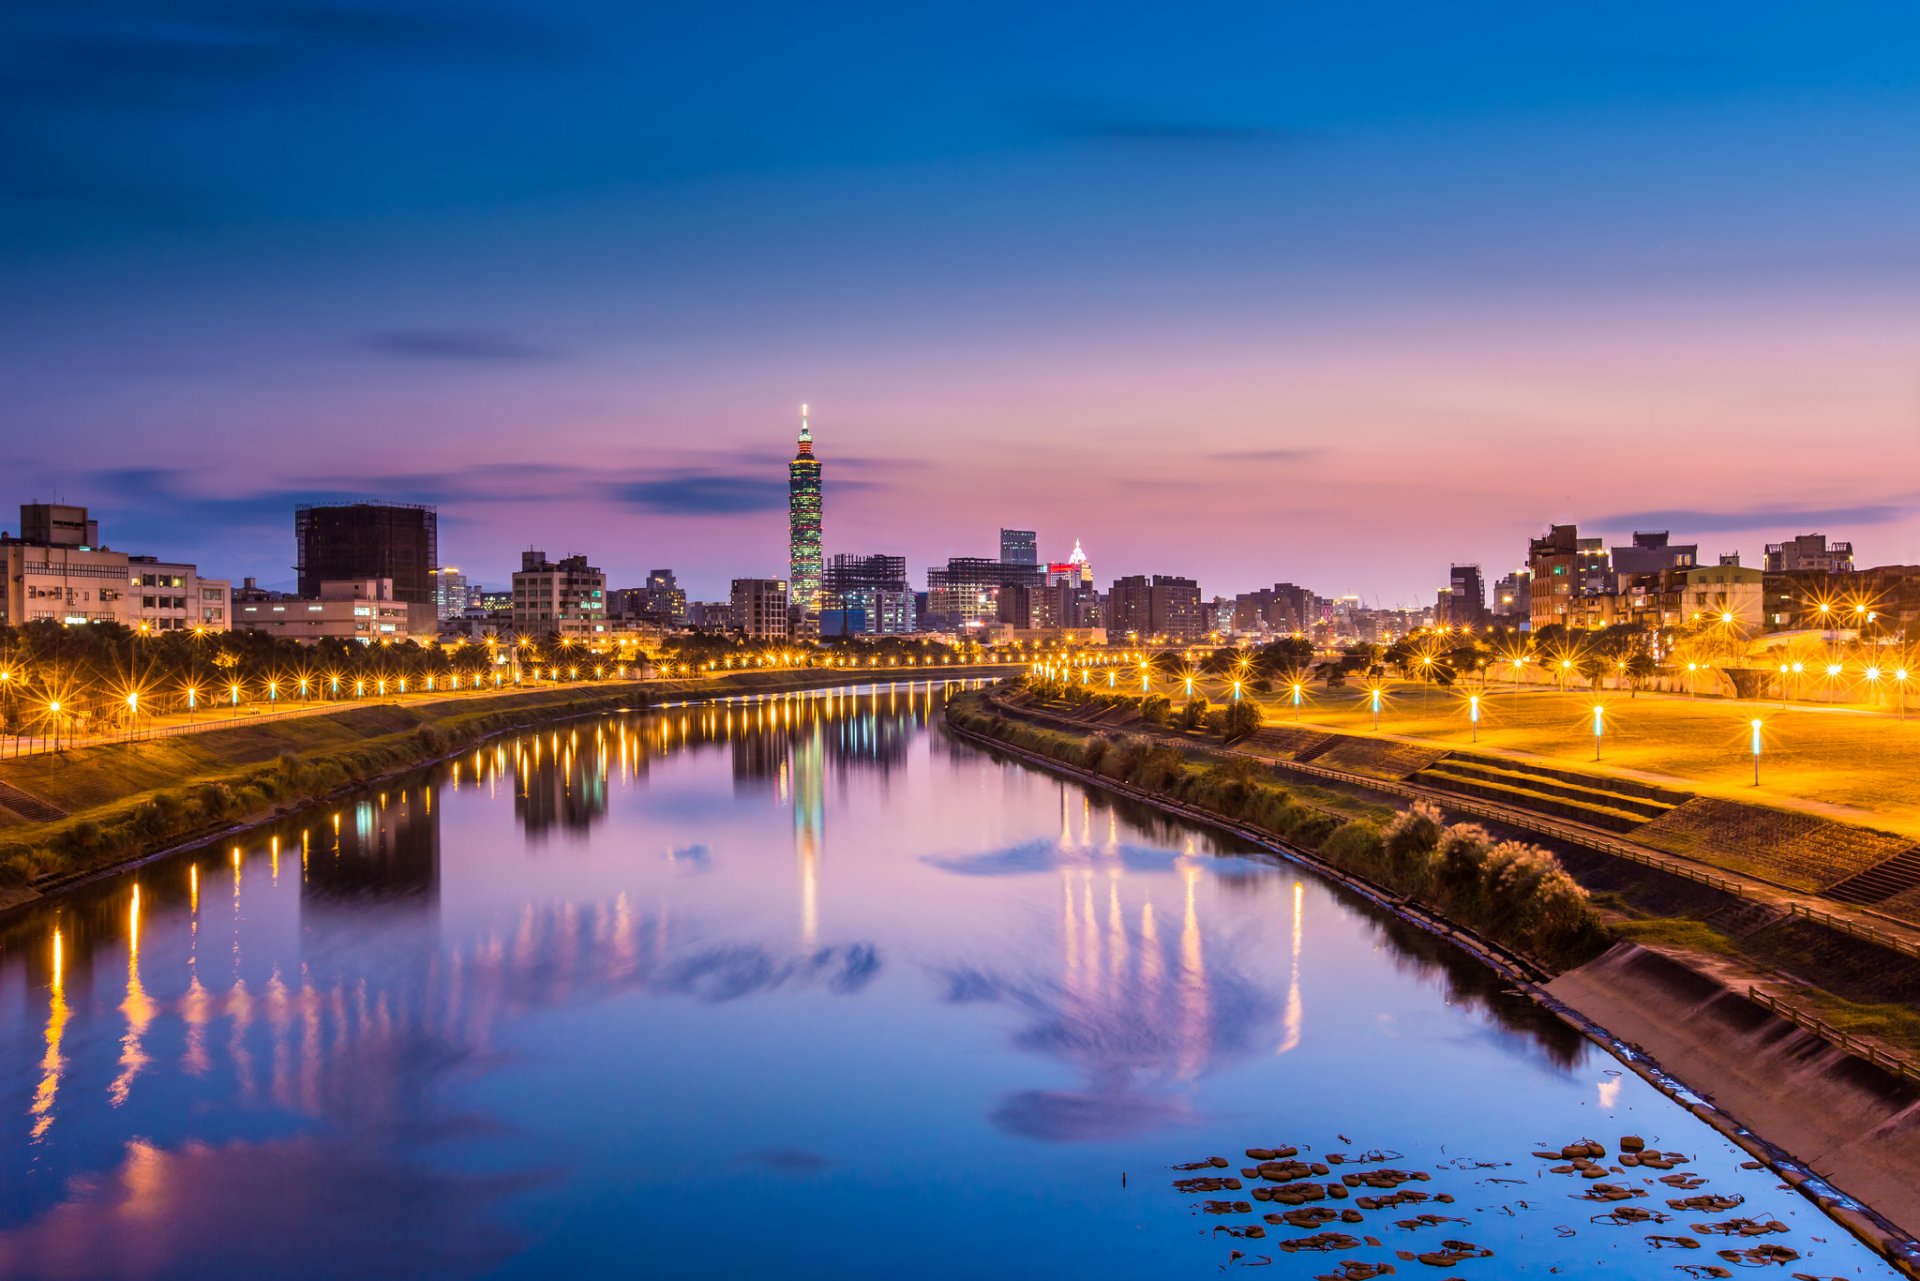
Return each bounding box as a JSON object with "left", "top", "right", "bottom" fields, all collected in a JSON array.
[{"left": 1826, "top": 846, "right": 1920, "bottom": 906}]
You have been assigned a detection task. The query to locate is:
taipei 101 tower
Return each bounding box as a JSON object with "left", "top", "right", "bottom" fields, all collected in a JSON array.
[{"left": 788, "top": 404, "right": 823, "bottom": 616}]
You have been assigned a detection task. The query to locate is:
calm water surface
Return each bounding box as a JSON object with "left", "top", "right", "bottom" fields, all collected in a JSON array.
[{"left": 0, "top": 684, "right": 1896, "bottom": 1278}]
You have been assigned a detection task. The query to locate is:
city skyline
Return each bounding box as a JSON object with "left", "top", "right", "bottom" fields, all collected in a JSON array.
[{"left": 6, "top": 1, "right": 1918, "bottom": 599}]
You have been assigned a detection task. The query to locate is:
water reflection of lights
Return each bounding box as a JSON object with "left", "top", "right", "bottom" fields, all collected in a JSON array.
[
  {"left": 1277, "top": 880, "right": 1304, "bottom": 1056},
  {"left": 31, "top": 929, "right": 66, "bottom": 1141}
]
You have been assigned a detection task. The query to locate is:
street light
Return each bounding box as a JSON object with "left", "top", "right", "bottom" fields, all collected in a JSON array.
[
  {"left": 1750, "top": 718, "right": 1764, "bottom": 786},
  {"left": 1368, "top": 684, "right": 1383, "bottom": 732},
  {"left": 1468, "top": 693, "right": 1480, "bottom": 743},
  {"left": 1290, "top": 681, "right": 1305, "bottom": 722},
  {"left": 1590, "top": 703, "right": 1605, "bottom": 761}
]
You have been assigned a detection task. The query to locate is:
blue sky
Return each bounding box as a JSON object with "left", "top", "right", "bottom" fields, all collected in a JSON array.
[{"left": 5, "top": 1, "right": 1917, "bottom": 599}]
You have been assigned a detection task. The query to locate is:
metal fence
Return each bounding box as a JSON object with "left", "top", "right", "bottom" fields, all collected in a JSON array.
[{"left": 1746, "top": 986, "right": 1920, "bottom": 1085}]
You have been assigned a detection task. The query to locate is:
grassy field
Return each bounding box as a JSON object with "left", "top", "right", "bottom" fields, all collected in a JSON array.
[{"left": 1195, "top": 677, "right": 1920, "bottom": 837}]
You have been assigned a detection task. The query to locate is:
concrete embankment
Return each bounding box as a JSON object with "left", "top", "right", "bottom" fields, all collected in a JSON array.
[{"left": 1550, "top": 942, "right": 1920, "bottom": 1257}]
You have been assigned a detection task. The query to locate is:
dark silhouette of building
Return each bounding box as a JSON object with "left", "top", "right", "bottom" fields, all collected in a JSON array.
[
  {"left": 1109, "top": 574, "right": 1204, "bottom": 641},
  {"left": 295, "top": 503, "right": 438, "bottom": 607},
  {"left": 999, "top": 528, "right": 1038, "bottom": 566},
  {"left": 1437, "top": 564, "right": 1487, "bottom": 629}
]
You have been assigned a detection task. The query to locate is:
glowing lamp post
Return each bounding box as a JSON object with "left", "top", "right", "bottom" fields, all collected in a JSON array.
[
  {"left": 1369, "top": 686, "right": 1382, "bottom": 732},
  {"left": 1750, "top": 718, "right": 1764, "bottom": 786},
  {"left": 229, "top": 683, "right": 241, "bottom": 707},
  {"left": 1898, "top": 668, "right": 1911, "bottom": 720},
  {"left": 1590, "top": 704, "right": 1604, "bottom": 761},
  {"left": 1865, "top": 666, "right": 1882, "bottom": 709},
  {"left": 125, "top": 691, "right": 138, "bottom": 743},
  {"left": 1468, "top": 693, "right": 1480, "bottom": 743},
  {"left": 1231, "top": 679, "right": 1242, "bottom": 702},
  {"left": 1291, "top": 682, "right": 1304, "bottom": 722},
  {"left": 1139, "top": 662, "right": 1149, "bottom": 693}
]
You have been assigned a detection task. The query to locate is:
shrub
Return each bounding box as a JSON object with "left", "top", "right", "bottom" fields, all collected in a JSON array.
[
  {"left": 1081, "top": 735, "right": 1112, "bottom": 770},
  {"left": 1382, "top": 800, "right": 1444, "bottom": 887},
  {"left": 197, "top": 782, "right": 234, "bottom": 820},
  {"left": 1139, "top": 694, "right": 1172, "bottom": 726},
  {"left": 1249, "top": 677, "right": 1273, "bottom": 694},
  {"left": 1130, "top": 746, "right": 1188, "bottom": 792},
  {"left": 1434, "top": 822, "right": 1493, "bottom": 897},
  {"left": 1322, "top": 820, "right": 1386, "bottom": 875},
  {"left": 1221, "top": 700, "right": 1261, "bottom": 741},
  {"left": 1179, "top": 697, "right": 1210, "bottom": 730}
]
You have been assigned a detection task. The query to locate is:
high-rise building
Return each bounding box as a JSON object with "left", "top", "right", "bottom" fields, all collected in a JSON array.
[
  {"left": 645, "top": 569, "right": 688, "bottom": 624},
  {"left": 731, "top": 578, "right": 791, "bottom": 639},
  {"left": 1108, "top": 574, "right": 1205, "bottom": 641},
  {"left": 822, "top": 553, "right": 915, "bottom": 634},
  {"left": 1045, "top": 538, "right": 1093, "bottom": 586},
  {"left": 430, "top": 566, "right": 468, "bottom": 622},
  {"left": 511, "top": 550, "right": 607, "bottom": 639},
  {"left": 295, "top": 502, "right": 438, "bottom": 608},
  {"left": 999, "top": 528, "right": 1038, "bottom": 566},
  {"left": 1437, "top": 564, "right": 1487, "bottom": 629},
  {"left": 925, "top": 556, "right": 1044, "bottom": 628},
  {"left": 788, "top": 406, "right": 823, "bottom": 616}
]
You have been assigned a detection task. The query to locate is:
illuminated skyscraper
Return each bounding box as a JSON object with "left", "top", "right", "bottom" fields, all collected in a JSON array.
[{"left": 788, "top": 404, "right": 823, "bottom": 615}]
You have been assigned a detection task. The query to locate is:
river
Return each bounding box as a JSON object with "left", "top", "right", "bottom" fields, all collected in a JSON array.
[{"left": 0, "top": 682, "right": 1895, "bottom": 1278}]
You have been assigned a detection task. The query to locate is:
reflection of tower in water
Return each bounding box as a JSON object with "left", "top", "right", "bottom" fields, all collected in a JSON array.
[{"left": 793, "top": 718, "right": 825, "bottom": 948}]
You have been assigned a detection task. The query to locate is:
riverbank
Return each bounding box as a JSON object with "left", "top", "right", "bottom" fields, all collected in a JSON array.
[
  {"left": 944, "top": 688, "right": 1920, "bottom": 1267},
  {"left": 0, "top": 667, "right": 1011, "bottom": 914}
]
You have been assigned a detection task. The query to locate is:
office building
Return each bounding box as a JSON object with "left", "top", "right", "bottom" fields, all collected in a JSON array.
[
  {"left": 644, "top": 569, "right": 687, "bottom": 624},
  {"left": 788, "top": 406, "right": 823, "bottom": 616},
  {"left": 1108, "top": 574, "right": 1205, "bottom": 641},
  {"left": 1044, "top": 538, "right": 1093, "bottom": 587},
  {"left": 1491, "top": 570, "right": 1531, "bottom": 624},
  {"left": 511, "top": 551, "right": 607, "bottom": 638},
  {"left": 731, "top": 578, "right": 791, "bottom": 639},
  {"left": 1230, "top": 582, "right": 1315, "bottom": 635},
  {"left": 431, "top": 566, "right": 468, "bottom": 622},
  {"left": 999, "top": 528, "right": 1038, "bottom": 566},
  {"left": 925, "top": 556, "right": 1044, "bottom": 628},
  {"left": 822, "top": 553, "right": 915, "bottom": 635},
  {"left": 0, "top": 503, "right": 228, "bottom": 631},
  {"left": 1765, "top": 533, "right": 1855, "bottom": 575},
  {"left": 235, "top": 578, "right": 414, "bottom": 642},
  {"left": 295, "top": 502, "right": 438, "bottom": 609},
  {"left": 1436, "top": 564, "right": 1487, "bottom": 629}
]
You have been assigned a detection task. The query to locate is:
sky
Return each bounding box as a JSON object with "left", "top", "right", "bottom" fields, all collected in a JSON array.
[{"left": 4, "top": 0, "right": 1918, "bottom": 604}]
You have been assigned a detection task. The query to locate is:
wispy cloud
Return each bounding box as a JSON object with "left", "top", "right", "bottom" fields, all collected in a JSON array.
[
  {"left": 1209, "top": 447, "right": 1325, "bottom": 464},
  {"left": 1024, "top": 100, "right": 1304, "bottom": 152},
  {"left": 1593, "top": 500, "right": 1917, "bottom": 534},
  {"left": 363, "top": 329, "right": 551, "bottom": 362}
]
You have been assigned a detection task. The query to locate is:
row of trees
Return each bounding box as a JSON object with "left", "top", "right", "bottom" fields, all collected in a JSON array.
[{"left": 0, "top": 621, "right": 620, "bottom": 739}]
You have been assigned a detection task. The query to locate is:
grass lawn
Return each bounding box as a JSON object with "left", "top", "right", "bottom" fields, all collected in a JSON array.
[{"left": 1187, "top": 675, "right": 1920, "bottom": 837}]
